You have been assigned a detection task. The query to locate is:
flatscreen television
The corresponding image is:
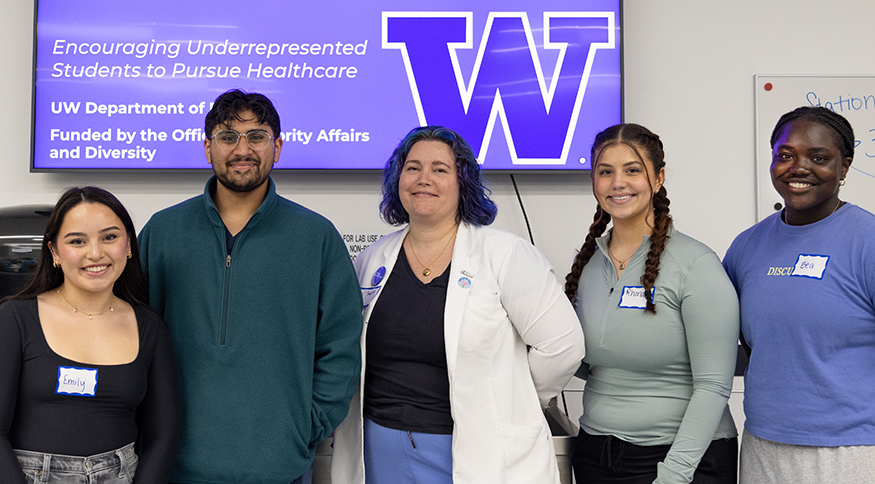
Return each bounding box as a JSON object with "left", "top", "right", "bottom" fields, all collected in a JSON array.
[{"left": 32, "top": 0, "right": 622, "bottom": 171}]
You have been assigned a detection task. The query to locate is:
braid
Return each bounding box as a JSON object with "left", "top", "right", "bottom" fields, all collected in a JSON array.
[
  {"left": 565, "top": 206, "right": 611, "bottom": 301},
  {"left": 640, "top": 186, "right": 672, "bottom": 313}
]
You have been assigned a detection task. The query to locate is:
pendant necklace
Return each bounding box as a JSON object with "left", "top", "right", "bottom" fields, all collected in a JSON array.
[
  {"left": 407, "top": 226, "right": 458, "bottom": 277},
  {"left": 607, "top": 243, "right": 635, "bottom": 271},
  {"left": 57, "top": 289, "right": 115, "bottom": 319}
]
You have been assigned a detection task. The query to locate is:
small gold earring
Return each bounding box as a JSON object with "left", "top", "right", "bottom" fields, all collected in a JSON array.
[
  {"left": 127, "top": 253, "right": 132, "bottom": 260},
  {"left": 53, "top": 260, "right": 60, "bottom": 268}
]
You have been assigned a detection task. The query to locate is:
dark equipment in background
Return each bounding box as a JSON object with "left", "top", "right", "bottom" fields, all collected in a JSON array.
[{"left": 0, "top": 205, "right": 53, "bottom": 299}]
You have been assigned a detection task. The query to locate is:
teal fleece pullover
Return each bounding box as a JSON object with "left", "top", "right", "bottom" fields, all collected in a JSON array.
[{"left": 138, "top": 177, "right": 362, "bottom": 483}]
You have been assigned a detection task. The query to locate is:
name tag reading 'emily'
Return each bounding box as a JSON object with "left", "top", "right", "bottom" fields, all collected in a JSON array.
[
  {"left": 618, "top": 286, "right": 654, "bottom": 310},
  {"left": 56, "top": 366, "right": 98, "bottom": 397},
  {"left": 791, "top": 254, "right": 829, "bottom": 279}
]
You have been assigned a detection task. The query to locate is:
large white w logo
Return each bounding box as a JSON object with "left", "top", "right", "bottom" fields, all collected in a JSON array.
[{"left": 383, "top": 11, "right": 617, "bottom": 166}]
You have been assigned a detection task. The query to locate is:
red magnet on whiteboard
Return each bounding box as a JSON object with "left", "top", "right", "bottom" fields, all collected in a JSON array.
[{"left": 764, "top": 83, "right": 773, "bottom": 91}]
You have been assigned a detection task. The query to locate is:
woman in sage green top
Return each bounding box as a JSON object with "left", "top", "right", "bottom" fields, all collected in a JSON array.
[{"left": 565, "top": 123, "right": 739, "bottom": 484}]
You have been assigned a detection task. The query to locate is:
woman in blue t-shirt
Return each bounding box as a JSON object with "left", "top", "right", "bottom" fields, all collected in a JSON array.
[{"left": 723, "top": 106, "right": 875, "bottom": 483}]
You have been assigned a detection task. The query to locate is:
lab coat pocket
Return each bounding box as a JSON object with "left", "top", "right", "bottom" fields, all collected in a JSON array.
[
  {"left": 500, "top": 422, "right": 553, "bottom": 480},
  {"left": 457, "top": 292, "right": 507, "bottom": 350}
]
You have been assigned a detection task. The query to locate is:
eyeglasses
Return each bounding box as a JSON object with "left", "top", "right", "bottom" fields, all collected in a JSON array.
[{"left": 209, "top": 130, "right": 276, "bottom": 151}]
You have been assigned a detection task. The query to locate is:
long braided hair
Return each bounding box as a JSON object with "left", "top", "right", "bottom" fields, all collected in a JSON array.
[{"left": 565, "top": 124, "right": 672, "bottom": 313}]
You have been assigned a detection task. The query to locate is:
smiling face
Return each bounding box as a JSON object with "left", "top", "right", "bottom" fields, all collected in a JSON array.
[
  {"left": 48, "top": 202, "right": 130, "bottom": 297},
  {"left": 398, "top": 140, "right": 460, "bottom": 227},
  {"left": 204, "top": 109, "right": 282, "bottom": 193},
  {"left": 592, "top": 143, "right": 665, "bottom": 228},
  {"left": 771, "top": 119, "right": 851, "bottom": 225}
]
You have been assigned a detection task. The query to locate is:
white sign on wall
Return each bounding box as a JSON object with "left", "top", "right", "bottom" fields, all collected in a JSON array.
[{"left": 341, "top": 232, "right": 387, "bottom": 262}]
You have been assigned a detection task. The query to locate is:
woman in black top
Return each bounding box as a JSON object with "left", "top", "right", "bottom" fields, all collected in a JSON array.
[
  {"left": 0, "top": 187, "right": 179, "bottom": 484},
  {"left": 331, "top": 126, "right": 585, "bottom": 484}
]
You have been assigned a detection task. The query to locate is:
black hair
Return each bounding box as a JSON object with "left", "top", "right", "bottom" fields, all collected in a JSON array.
[
  {"left": 770, "top": 106, "right": 855, "bottom": 163},
  {"left": 2, "top": 187, "right": 146, "bottom": 306},
  {"left": 205, "top": 89, "right": 281, "bottom": 138}
]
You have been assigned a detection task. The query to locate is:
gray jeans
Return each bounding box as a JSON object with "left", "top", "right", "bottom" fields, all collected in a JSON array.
[{"left": 14, "top": 442, "right": 138, "bottom": 484}]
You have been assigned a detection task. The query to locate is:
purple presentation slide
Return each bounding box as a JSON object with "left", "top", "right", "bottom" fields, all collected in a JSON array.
[{"left": 33, "top": 0, "right": 622, "bottom": 170}]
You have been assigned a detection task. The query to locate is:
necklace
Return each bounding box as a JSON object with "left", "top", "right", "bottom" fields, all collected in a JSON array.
[
  {"left": 607, "top": 242, "right": 636, "bottom": 271},
  {"left": 782, "top": 199, "right": 842, "bottom": 225},
  {"left": 407, "top": 226, "right": 458, "bottom": 277},
  {"left": 57, "top": 289, "right": 115, "bottom": 319}
]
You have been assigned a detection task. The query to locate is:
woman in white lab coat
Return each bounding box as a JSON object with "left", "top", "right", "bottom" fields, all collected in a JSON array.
[{"left": 331, "top": 125, "right": 584, "bottom": 484}]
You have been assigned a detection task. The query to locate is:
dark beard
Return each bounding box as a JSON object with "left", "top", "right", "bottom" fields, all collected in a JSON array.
[{"left": 213, "top": 162, "right": 270, "bottom": 193}]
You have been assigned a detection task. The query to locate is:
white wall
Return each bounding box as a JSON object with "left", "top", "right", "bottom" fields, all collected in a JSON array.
[{"left": 6, "top": 0, "right": 875, "bottom": 436}]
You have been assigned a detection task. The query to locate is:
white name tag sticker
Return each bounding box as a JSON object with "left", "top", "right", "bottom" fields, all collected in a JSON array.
[
  {"left": 618, "top": 286, "right": 653, "bottom": 310},
  {"left": 791, "top": 254, "right": 829, "bottom": 280},
  {"left": 361, "top": 286, "right": 382, "bottom": 308},
  {"left": 56, "top": 366, "right": 98, "bottom": 397}
]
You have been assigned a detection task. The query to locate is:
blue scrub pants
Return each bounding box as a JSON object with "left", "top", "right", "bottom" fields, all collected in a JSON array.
[{"left": 363, "top": 417, "right": 453, "bottom": 484}]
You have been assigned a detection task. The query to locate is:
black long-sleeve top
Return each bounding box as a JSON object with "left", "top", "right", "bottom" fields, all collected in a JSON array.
[{"left": 0, "top": 298, "right": 179, "bottom": 484}]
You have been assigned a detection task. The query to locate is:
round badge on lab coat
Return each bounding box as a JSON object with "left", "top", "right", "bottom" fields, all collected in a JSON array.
[{"left": 372, "top": 266, "right": 386, "bottom": 286}]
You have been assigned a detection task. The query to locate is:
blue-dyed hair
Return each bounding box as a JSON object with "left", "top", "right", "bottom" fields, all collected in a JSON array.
[{"left": 380, "top": 125, "right": 497, "bottom": 226}]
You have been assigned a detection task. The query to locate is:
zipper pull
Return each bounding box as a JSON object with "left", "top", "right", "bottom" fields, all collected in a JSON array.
[{"left": 226, "top": 255, "right": 231, "bottom": 268}]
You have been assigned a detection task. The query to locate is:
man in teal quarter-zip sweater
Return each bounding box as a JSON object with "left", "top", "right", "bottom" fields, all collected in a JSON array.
[{"left": 137, "top": 89, "right": 363, "bottom": 484}]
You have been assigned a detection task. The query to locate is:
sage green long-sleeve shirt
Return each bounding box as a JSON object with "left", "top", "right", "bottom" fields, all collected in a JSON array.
[{"left": 574, "top": 229, "right": 739, "bottom": 484}]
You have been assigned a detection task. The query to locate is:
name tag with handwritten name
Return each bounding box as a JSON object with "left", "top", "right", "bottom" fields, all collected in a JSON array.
[
  {"left": 618, "top": 286, "right": 654, "bottom": 310},
  {"left": 791, "top": 254, "right": 829, "bottom": 280},
  {"left": 361, "top": 286, "right": 382, "bottom": 308},
  {"left": 56, "top": 366, "right": 98, "bottom": 397}
]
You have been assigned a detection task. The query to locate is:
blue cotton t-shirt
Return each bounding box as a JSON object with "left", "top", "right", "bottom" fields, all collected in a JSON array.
[{"left": 724, "top": 203, "right": 875, "bottom": 446}]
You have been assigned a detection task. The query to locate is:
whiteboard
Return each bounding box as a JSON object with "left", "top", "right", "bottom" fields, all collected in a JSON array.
[{"left": 754, "top": 75, "right": 875, "bottom": 221}]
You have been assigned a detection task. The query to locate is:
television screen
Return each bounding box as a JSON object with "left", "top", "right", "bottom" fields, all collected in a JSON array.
[{"left": 32, "top": 0, "right": 622, "bottom": 171}]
